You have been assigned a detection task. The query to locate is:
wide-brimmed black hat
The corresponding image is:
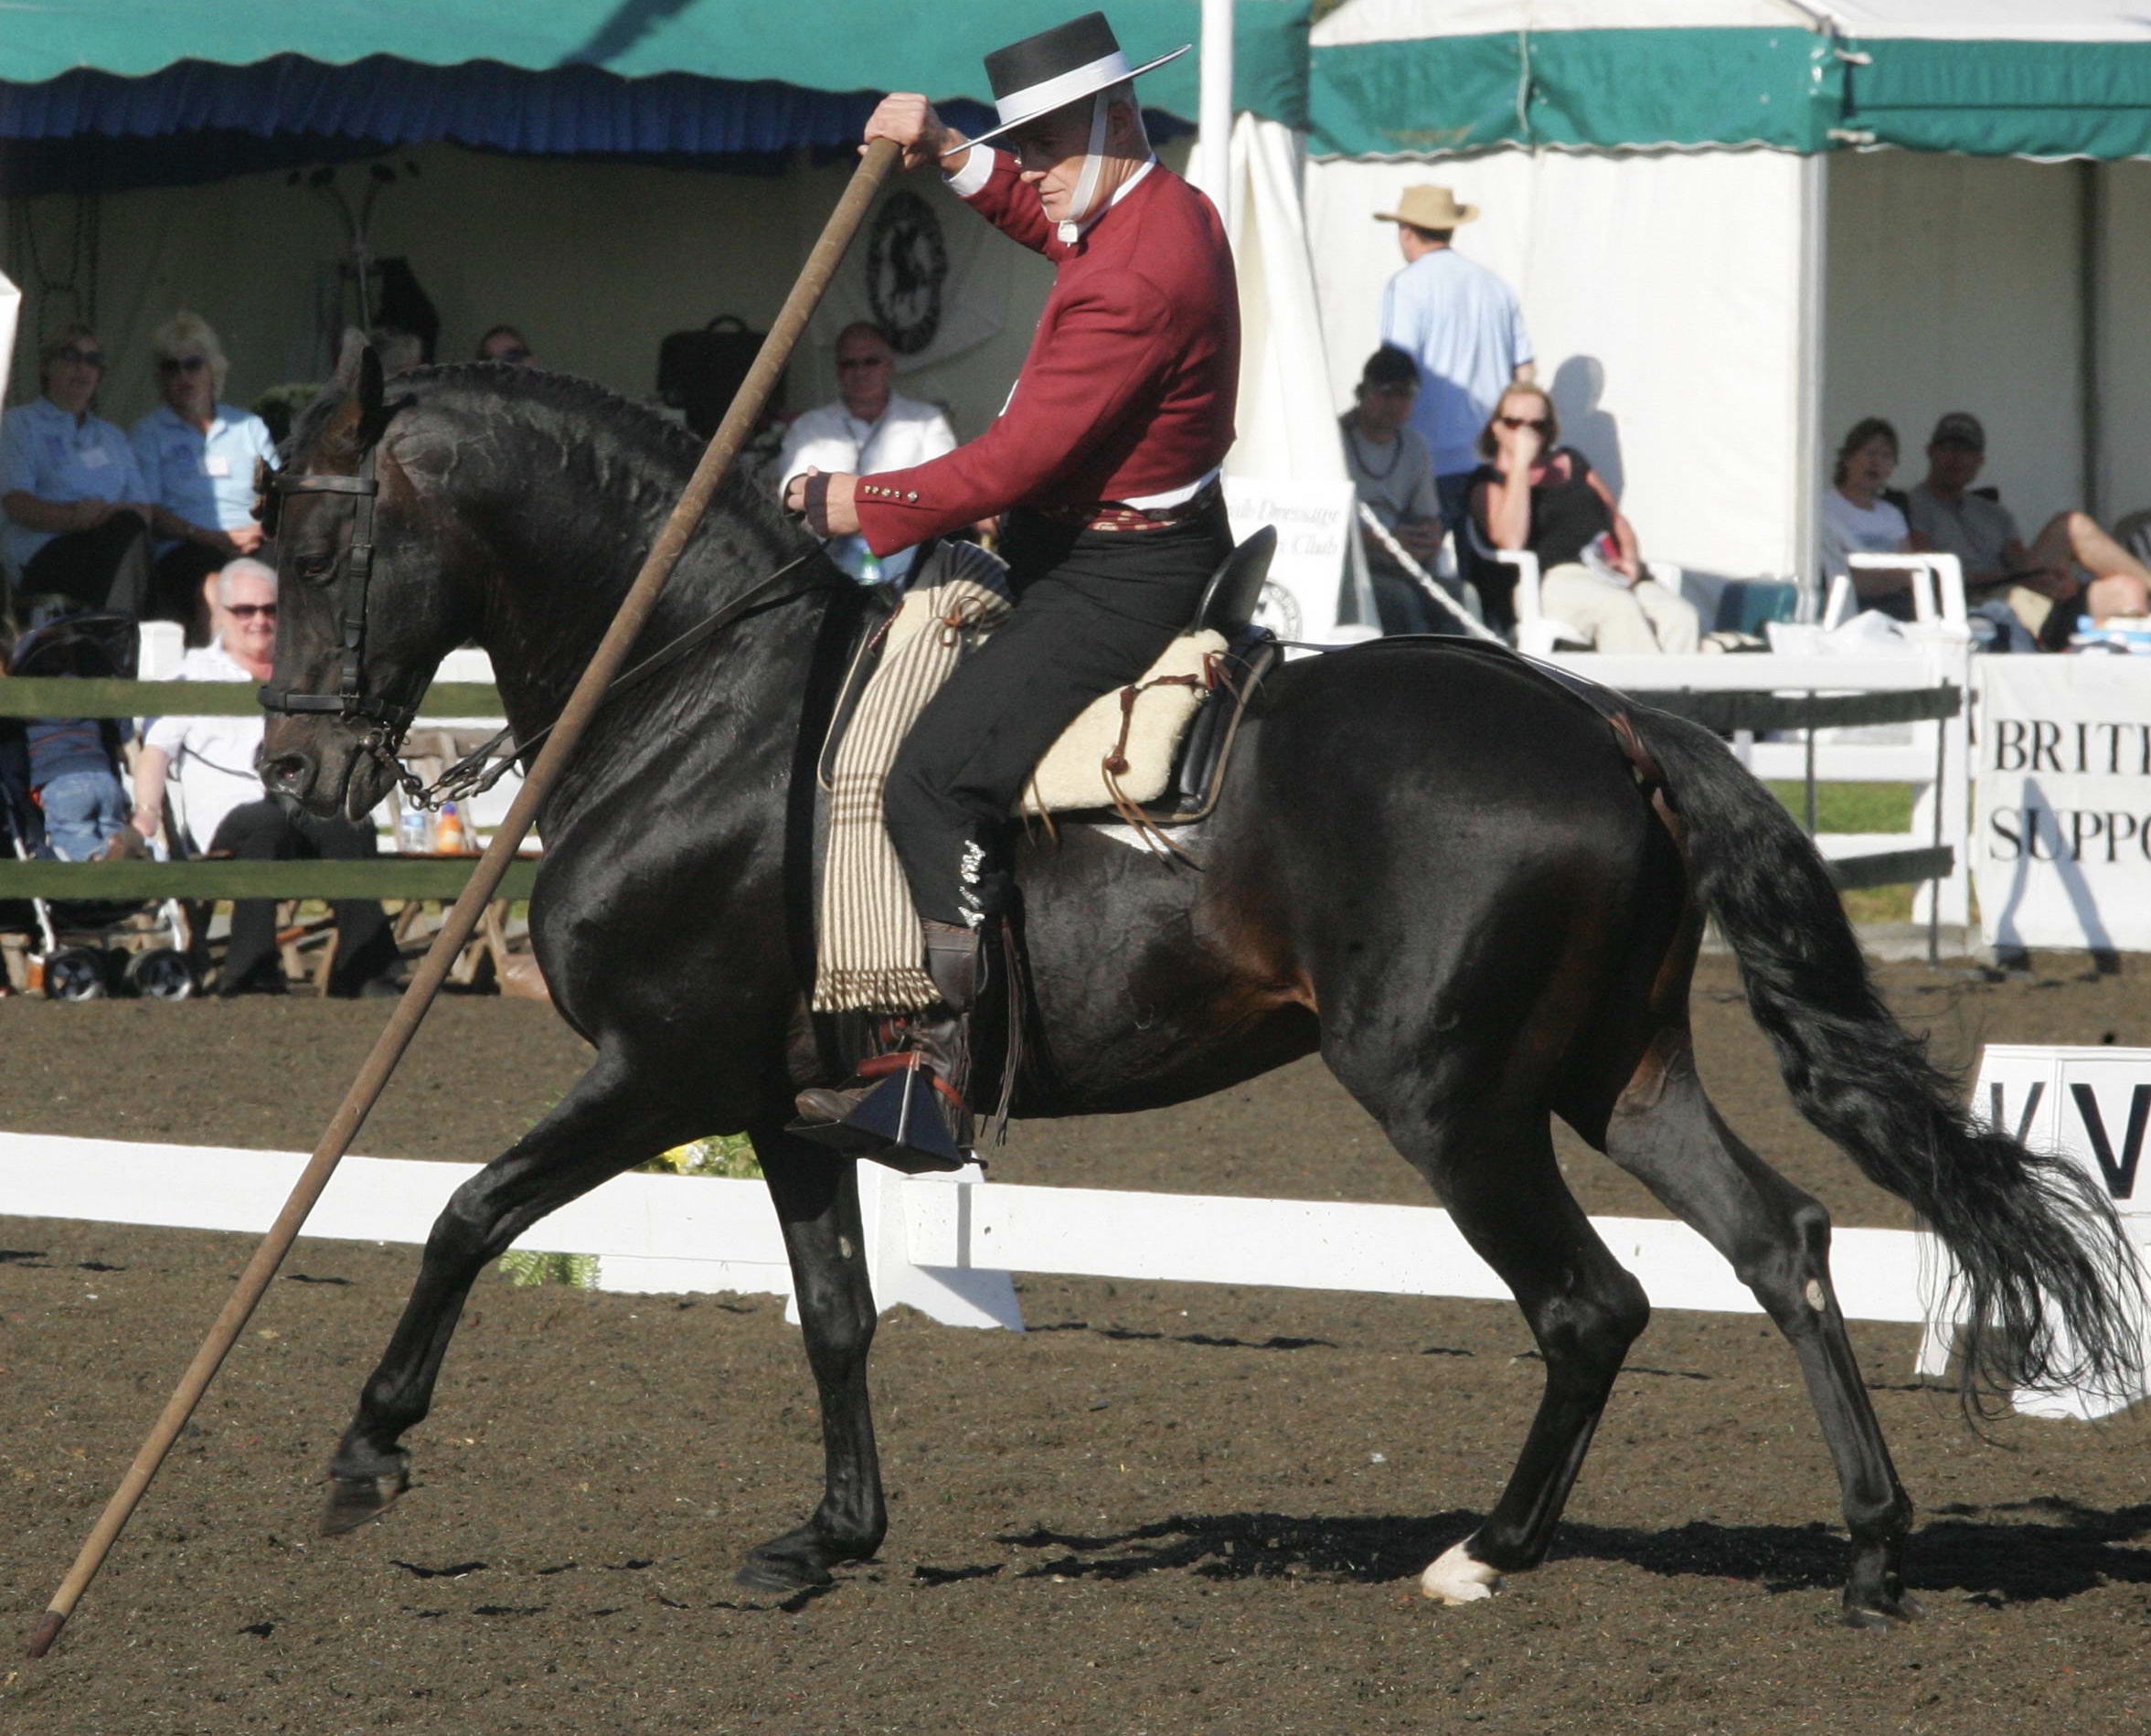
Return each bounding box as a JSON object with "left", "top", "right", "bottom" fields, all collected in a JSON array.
[{"left": 964, "top": 11, "right": 1189, "bottom": 149}]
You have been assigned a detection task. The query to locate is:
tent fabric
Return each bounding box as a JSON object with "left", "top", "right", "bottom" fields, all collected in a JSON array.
[
  {"left": 0, "top": 1, "right": 1313, "bottom": 142},
  {"left": 1309, "top": 0, "right": 2151, "bottom": 161}
]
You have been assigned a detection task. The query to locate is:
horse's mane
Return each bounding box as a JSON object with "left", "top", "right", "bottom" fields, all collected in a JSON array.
[{"left": 287, "top": 359, "right": 800, "bottom": 551}]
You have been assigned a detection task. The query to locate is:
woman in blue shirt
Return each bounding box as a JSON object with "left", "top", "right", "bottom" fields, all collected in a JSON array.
[
  {"left": 0, "top": 324, "right": 153, "bottom": 620},
  {"left": 129, "top": 311, "right": 277, "bottom": 641}
]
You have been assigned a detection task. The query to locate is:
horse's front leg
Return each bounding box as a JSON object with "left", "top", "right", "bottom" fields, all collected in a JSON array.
[
  {"left": 734, "top": 1124, "right": 887, "bottom": 1592},
  {"left": 322, "top": 1054, "right": 692, "bottom": 1533}
]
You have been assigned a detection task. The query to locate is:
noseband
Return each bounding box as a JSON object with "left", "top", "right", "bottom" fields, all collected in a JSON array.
[{"left": 254, "top": 446, "right": 421, "bottom": 790}]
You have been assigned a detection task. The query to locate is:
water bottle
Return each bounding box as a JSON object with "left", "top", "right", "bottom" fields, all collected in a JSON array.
[{"left": 397, "top": 804, "right": 432, "bottom": 854}]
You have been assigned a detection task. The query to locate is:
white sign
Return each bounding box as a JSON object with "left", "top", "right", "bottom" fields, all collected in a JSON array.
[
  {"left": 0, "top": 270, "right": 18, "bottom": 409},
  {"left": 1917, "top": 1044, "right": 2151, "bottom": 1420},
  {"left": 1221, "top": 474, "right": 1372, "bottom": 642},
  {"left": 1975, "top": 657, "right": 2151, "bottom": 952}
]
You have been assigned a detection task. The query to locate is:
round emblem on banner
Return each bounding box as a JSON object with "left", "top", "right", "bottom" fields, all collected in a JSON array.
[
  {"left": 866, "top": 191, "right": 949, "bottom": 357},
  {"left": 1253, "top": 580, "right": 1303, "bottom": 641}
]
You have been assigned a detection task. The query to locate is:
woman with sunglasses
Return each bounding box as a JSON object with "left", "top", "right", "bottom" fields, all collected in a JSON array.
[
  {"left": 0, "top": 322, "right": 154, "bottom": 623},
  {"left": 1469, "top": 382, "right": 1698, "bottom": 655},
  {"left": 128, "top": 311, "right": 278, "bottom": 642}
]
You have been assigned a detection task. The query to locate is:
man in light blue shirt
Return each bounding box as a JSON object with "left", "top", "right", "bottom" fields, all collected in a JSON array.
[
  {"left": 129, "top": 311, "right": 277, "bottom": 635},
  {"left": 1377, "top": 184, "right": 1534, "bottom": 542}
]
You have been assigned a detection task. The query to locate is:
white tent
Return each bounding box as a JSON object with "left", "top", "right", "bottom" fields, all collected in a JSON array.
[{"left": 1305, "top": 0, "right": 2151, "bottom": 600}]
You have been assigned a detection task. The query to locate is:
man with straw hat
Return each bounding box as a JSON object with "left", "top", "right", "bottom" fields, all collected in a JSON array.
[
  {"left": 783, "top": 11, "right": 1238, "bottom": 1166},
  {"left": 1376, "top": 184, "right": 1534, "bottom": 544}
]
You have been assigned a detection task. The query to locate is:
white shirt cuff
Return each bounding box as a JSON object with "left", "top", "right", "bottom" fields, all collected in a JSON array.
[{"left": 944, "top": 144, "right": 996, "bottom": 199}]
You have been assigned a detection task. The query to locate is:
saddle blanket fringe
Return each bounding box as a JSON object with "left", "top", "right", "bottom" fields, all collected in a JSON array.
[{"left": 814, "top": 557, "right": 1012, "bottom": 1015}]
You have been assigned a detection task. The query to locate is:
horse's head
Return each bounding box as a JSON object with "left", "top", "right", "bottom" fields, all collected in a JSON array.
[{"left": 260, "top": 337, "right": 468, "bottom": 822}]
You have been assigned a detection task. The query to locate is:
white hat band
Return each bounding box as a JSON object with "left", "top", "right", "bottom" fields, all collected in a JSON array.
[{"left": 994, "top": 48, "right": 1132, "bottom": 130}]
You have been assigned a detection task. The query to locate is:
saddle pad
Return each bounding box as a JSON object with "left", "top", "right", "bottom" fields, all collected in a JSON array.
[{"left": 1017, "top": 629, "right": 1226, "bottom": 815}]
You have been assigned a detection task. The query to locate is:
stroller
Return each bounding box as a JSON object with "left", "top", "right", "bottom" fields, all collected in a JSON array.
[{"left": 1, "top": 612, "right": 197, "bottom": 1000}]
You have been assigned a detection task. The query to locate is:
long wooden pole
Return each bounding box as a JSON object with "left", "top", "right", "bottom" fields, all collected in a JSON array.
[{"left": 26, "top": 139, "right": 900, "bottom": 1661}]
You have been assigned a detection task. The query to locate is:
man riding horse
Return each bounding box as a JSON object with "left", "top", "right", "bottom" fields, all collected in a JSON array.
[{"left": 785, "top": 11, "right": 1239, "bottom": 1168}]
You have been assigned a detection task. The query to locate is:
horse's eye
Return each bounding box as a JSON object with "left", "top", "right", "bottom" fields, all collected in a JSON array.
[{"left": 293, "top": 553, "right": 335, "bottom": 580}]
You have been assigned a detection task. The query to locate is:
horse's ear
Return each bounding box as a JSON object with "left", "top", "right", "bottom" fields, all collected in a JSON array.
[
  {"left": 352, "top": 345, "right": 389, "bottom": 451},
  {"left": 331, "top": 328, "right": 370, "bottom": 388}
]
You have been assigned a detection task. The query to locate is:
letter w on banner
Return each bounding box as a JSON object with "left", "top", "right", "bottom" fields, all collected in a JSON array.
[
  {"left": 1976, "top": 658, "right": 2151, "bottom": 952},
  {"left": 1915, "top": 1044, "right": 2151, "bottom": 1420}
]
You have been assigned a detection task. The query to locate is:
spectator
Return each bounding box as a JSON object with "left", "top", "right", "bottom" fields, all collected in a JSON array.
[
  {"left": 1906, "top": 411, "right": 2151, "bottom": 648},
  {"left": 1377, "top": 185, "right": 1534, "bottom": 544},
  {"left": 1470, "top": 383, "right": 1698, "bottom": 655},
  {"left": 475, "top": 325, "right": 535, "bottom": 365},
  {"left": 133, "top": 559, "right": 402, "bottom": 997},
  {"left": 1822, "top": 416, "right": 2034, "bottom": 652},
  {"left": 778, "top": 321, "right": 957, "bottom": 582},
  {"left": 129, "top": 311, "right": 277, "bottom": 643},
  {"left": 0, "top": 324, "right": 153, "bottom": 621},
  {"left": 1340, "top": 346, "right": 1447, "bottom": 634}
]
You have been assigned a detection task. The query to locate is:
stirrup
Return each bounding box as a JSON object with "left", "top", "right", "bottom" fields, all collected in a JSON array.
[{"left": 790, "top": 1054, "right": 970, "bottom": 1174}]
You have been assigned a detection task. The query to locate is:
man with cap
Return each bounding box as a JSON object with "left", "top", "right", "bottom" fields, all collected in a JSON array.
[
  {"left": 783, "top": 10, "right": 1237, "bottom": 1166},
  {"left": 1907, "top": 410, "right": 2151, "bottom": 646},
  {"left": 1377, "top": 186, "right": 1534, "bottom": 546}
]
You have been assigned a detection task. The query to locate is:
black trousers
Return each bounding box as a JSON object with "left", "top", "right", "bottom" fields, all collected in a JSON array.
[
  {"left": 149, "top": 541, "right": 226, "bottom": 641},
  {"left": 207, "top": 799, "right": 400, "bottom": 996},
  {"left": 884, "top": 496, "right": 1231, "bottom": 928},
  {"left": 19, "top": 515, "right": 151, "bottom": 617}
]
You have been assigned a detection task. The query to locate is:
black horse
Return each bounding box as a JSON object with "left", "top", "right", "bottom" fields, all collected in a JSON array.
[{"left": 261, "top": 349, "right": 2139, "bottom": 1624}]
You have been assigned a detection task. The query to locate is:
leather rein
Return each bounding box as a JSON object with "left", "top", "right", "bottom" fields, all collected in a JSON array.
[{"left": 254, "top": 444, "right": 842, "bottom": 811}]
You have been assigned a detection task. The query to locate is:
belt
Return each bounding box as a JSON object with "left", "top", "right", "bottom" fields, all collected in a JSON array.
[{"left": 1033, "top": 477, "right": 1222, "bottom": 534}]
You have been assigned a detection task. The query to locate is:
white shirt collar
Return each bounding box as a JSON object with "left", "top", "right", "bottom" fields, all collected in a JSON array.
[{"left": 1058, "top": 154, "right": 1158, "bottom": 247}]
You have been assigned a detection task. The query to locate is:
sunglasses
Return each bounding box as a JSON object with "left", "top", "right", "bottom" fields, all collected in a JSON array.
[
  {"left": 226, "top": 602, "right": 277, "bottom": 621},
  {"left": 836, "top": 356, "right": 891, "bottom": 371},
  {"left": 485, "top": 346, "right": 531, "bottom": 364},
  {"left": 56, "top": 346, "right": 105, "bottom": 368},
  {"left": 1497, "top": 415, "right": 1550, "bottom": 431},
  {"left": 157, "top": 355, "right": 209, "bottom": 375}
]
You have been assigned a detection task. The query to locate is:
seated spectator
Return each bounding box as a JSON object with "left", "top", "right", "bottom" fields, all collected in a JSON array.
[
  {"left": 1906, "top": 412, "right": 2151, "bottom": 648},
  {"left": 1821, "top": 417, "right": 1914, "bottom": 597},
  {"left": 133, "top": 559, "right": 402, "bottom": 998},
  {"left": 778, "top": 322, "right": 958, "bottom": 583},
  {"left": 1470, "top": 383, "right": 1698, "bottom": 655},
  {"left": 129, "top": 311, "right": 278, "bottom": 644},
  {"left": 1340, "top": 345, "right": 1449, "bottom": 635},
  {"left": 0, "top": 324, "right": 153, "bottom": 621},
  {"left": 476, "top": 325, "right": 536, "bottom": 365}
]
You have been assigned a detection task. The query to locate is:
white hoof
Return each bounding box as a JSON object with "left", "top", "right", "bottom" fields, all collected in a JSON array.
[{"left": 1420, "top": 1539, "right": 1504, "bottom": 1605}]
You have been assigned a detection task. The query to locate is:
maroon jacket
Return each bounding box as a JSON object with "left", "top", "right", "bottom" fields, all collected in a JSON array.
[{"left": 854, "top": 151, "right": 1239, "bottom": 558}]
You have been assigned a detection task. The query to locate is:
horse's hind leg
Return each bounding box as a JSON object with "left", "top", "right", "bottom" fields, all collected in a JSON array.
[
  {"left": 1339, "top": 1049, "right": 1651, "bottom": 1604},
  {"left": 1602, "top": 1030, "right": 1917, "bottom": 1626},
  {"left": 323, "top": 1054, "right": 694, "bottom": 1532},
  {"left": 733, "top": 1125, "right": 887, "bottom": 1593}
]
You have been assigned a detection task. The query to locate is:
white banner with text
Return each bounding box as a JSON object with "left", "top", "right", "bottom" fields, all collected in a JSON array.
[{"left": 1975, "top": 658, "right": 2151, "bottom": 952}]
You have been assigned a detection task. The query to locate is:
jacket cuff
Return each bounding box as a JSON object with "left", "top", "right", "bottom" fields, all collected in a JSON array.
[{"left": 944, "top": 144, "right": 996, "bottom": 199}]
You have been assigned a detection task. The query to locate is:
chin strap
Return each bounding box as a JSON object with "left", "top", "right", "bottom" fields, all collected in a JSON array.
[{"left": 1055, "top": 92, "right": 1113, "bottom": 247}]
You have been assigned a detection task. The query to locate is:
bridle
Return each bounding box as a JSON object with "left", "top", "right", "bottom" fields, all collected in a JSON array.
[
  {"left": 251, "top": 439, "right": 853, "bottom": 812},
  {"left": 254, "top": 445, "right": 420, "bottom": 793}
]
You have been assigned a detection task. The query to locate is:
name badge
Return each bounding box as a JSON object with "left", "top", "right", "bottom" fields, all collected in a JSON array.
[
  {"left": 78, "top": 446, "right": 110, "bottom": 470},
  {"left": 205, "top": 455, "right": 231, "bottom": 477}
]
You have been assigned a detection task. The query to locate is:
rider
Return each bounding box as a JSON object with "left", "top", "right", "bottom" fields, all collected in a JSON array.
[{"left": 787, "top": 11, "right": 1241, "bottom": 1164}]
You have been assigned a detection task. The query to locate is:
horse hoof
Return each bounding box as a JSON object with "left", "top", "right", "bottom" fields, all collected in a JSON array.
[
  {"left": 1842, "top": 1592, "right": 1922, "bottom": 1628},
  {"left": 1420, "top": 1539, "right": 1505, "bottom": 1605},
  {"left": 320, "top": 1469, "right": 408, "bottom": 1537},
  {"left": 734, "top": 1550, "right": 836, "bottom": 1595}
]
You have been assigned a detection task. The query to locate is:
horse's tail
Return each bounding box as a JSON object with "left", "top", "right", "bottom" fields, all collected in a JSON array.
[{"left": 1630, "top": 704, "right": 2144, "bottom": 1410}]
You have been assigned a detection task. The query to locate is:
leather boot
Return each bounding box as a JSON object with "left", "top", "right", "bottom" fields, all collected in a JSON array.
[{"left": 791, "top": 920, "right": 980, "bottom": 1171}]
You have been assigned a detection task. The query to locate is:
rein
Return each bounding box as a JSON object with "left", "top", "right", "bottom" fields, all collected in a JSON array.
[{"left": 255, "top": 442, "right": 841, "bottom": 811}]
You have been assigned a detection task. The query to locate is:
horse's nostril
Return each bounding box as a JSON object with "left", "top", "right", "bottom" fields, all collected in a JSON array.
[{"left": 262, "top": 751, "right": 315, "bottom": 794}]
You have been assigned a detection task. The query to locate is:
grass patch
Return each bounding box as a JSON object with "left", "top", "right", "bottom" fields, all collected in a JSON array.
[{"left": 1764, "top": 781, "right": 1920, "bottom": 924}]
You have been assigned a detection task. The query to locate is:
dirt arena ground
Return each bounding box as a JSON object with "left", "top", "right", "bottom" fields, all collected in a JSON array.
[{"left": 3, "top": 953, "right": 2147, "bottom": 1733}]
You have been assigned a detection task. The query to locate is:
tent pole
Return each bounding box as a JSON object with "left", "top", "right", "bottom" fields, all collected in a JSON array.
[
  {"left": 1794, "top": 151, "right": 1829, "bottom": 618},
  {"left": 2078, "top": 159, "right": 2103, "bottom": 521},
  {"left": 1197, "top": 0, "right": 1234, "bottom": 214}
]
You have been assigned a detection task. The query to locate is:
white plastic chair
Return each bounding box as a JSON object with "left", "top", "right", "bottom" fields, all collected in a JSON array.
[
  {"left": 1830, "top": 553, "right": 1966, "bottom": 629},
  {"left": 1489, "top": 544, "right": 1687, "bottom": 655}
]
